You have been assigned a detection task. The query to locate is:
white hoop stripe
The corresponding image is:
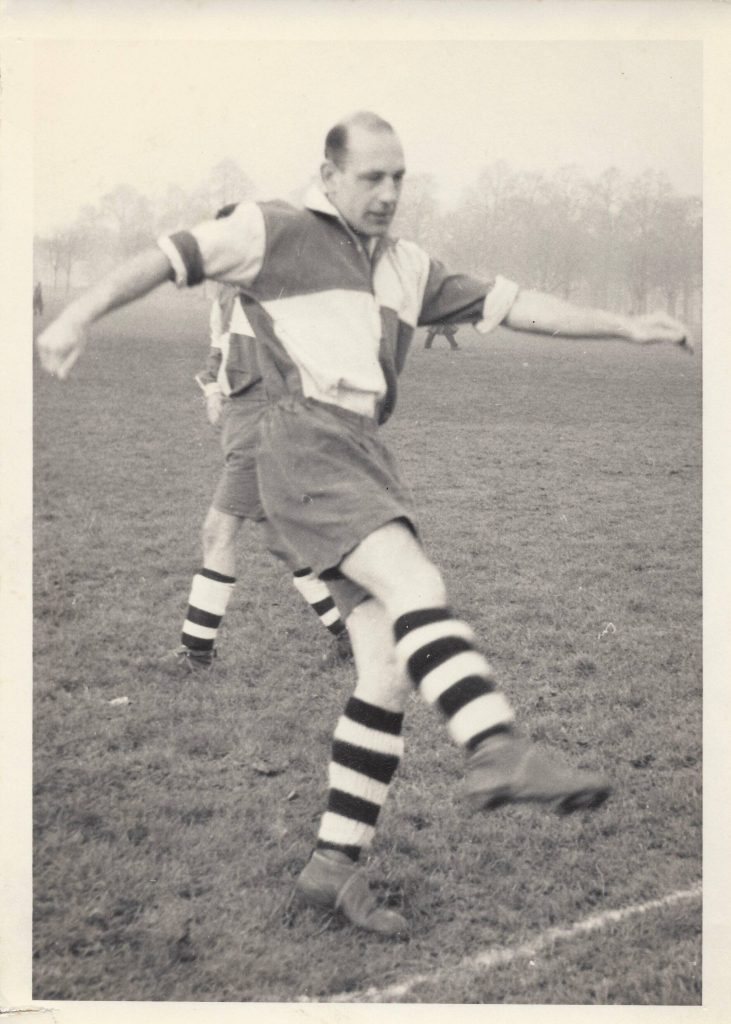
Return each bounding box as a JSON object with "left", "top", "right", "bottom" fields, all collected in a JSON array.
[{"left": 395, "top": 619, "right": 476, "bottom": 662}]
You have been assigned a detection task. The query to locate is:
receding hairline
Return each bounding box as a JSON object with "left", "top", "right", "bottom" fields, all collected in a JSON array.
[{"left": 324, "top": 111, "right": 398, "bottom": 167}]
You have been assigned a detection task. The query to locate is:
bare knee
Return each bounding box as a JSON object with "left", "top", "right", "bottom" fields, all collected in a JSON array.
[
  {"left": 342, "top": 521, "right": 448, "bottom": 617},
  {"left": 201, "top": 507, "right": 242, "bottom": 570},
  {"left": 347, "top": 598, "right": 411, "bottom": 712}
]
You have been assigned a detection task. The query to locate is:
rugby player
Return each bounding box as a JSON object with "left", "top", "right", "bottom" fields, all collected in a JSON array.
[
  {"left": 33, "top": 281, "right": 44, "bottom": 317},
  {"left": 38, "top": 111, "right": 691, "bottom": 937},
  {"left": 424, "top": 321, "right": 459, "bottom": 349},
  {"left": 165, "top": 249, "right": 351, "bottom": 674}
]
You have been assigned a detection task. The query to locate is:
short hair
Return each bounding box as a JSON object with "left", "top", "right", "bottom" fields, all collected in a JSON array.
[{"left": 324, "top": 111, "right": 395, "bottom": 168}]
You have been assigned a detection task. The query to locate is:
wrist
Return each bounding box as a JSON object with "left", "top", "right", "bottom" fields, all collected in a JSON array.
[
  {"left": 615, "top": 315, "right": 636, "bottom": 342},
  {"left": 195, "top": 372, "right": 222, "bottom": 397},
  {"left": 60, "top": 302, "right": 93, "bottom": 334}
]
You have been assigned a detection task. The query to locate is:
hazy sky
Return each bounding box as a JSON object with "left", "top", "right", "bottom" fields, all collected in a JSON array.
[{"left": 33, "top": 38, "right": 701, "bottom": 233}]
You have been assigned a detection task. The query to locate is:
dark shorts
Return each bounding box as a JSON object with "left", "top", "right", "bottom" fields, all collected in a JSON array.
[
  {"left": 211, "top": 393, "right": 268, "bottom": 521},
  {"left": 256, "top": 397, "right": 419, "bottom": 616},
  {"left": 211, "top": 391, "right": 310, "bottom": 574}
]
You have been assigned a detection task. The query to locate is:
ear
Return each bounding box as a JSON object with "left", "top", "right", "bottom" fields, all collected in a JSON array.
[{"left": 320, "top": 160, "right": 338, "bottom": 191}]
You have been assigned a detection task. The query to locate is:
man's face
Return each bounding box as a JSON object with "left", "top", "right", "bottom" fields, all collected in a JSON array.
[{"left": 322, "top": 126, "right": 406, "bottom": 237}]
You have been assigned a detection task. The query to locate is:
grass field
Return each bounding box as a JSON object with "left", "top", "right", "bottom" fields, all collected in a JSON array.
[{"left": 32, "top": 289, "right": 702, "bottom": 1004}]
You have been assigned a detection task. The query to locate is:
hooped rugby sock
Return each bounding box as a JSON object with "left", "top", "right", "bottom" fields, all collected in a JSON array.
[
  {"left": 316, "top": 696, "right": 404, "bottom": 863},
  {"left": 292, "top": 568, "right": 347, "bottom": 637},
  {"left": 181, "top": 567, "right": 236, "bottom": 654},
  {"left": 394, "top": 607, "right": 515, "bottom": 750}
]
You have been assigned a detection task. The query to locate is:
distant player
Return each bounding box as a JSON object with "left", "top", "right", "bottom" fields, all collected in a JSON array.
[
  {"left": 33, "top": 282, "right": 44, "bottom": 317},
  {"left": 162, "top": 213, "right": 351, "bottom": 674},
  {"left": 424, "top": 322, "right": 459, "bottom": 350}
]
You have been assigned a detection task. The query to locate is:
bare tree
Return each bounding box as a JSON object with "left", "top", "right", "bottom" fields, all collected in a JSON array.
[
  {"left": 100, "top": 184, "right": 155, "bottom": 258},
  {"left": 391, "top": 173, "right": 443, "bottom": 255},
  {"left": 448, "top": 160, "right": 520, "bottom": 278},
  {"left": 582, "top": 167, "right": 625, "bottom": 309},
  {"left": 39, "top": 228, "right": 82, "bottom": 293},
  {"left": 189, "top": 159, "right": 256, "bottom": 219},
  {"left": 651, "top": 193, "right": 702, "bottom": 319},
  {"left": 39, "top": 231, "right": 65, "bottom": 290},
  {"left": 617, "top": 171, "right": 674, "bottom": 314}
]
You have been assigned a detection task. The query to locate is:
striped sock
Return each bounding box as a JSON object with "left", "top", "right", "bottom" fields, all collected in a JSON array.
[
  {"left": 181, "top": 568, "right": 236, "bottom": 653},
  {"left": 394, "top": 607, "right": 515, "bottom": 750},
  {"left": 292, "top": 568, "right": 347, "bottom": 637},
  {"left": 316, "top": 696, "right": 404, "bottom": 862}
]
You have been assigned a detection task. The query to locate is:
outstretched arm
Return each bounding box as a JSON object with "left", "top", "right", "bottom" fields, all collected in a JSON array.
[
  {"left": 38, "top": 203, "right": 265, "bottom": 380},
  {"left": 37, "top": 248, "right": 173, "bottom": 379},
  {"left": 503, "top": 288, "right": 692, "bottom": 351}
]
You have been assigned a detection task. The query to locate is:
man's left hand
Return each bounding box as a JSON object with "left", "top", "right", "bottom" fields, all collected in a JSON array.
[{"left": 627, "top": 311, "right": 693, "bottom": 352}]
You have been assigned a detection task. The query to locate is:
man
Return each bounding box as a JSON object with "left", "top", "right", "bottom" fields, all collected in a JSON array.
[
  {"left": 38, "top": 111, "right": 690, "bottom": 938},
  {"left": 33, "top": 281, "right": 44, "bottom": 317},
  {"left": 165, "top": 245, "right": 351, "bottom": 675},
  {"left": 424, "top": 321, "right": 459, "bottom": 350}
]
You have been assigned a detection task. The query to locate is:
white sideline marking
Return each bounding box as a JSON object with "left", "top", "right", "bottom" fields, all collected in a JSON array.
[{"left": 303, "top": 884, "right": 701, "bottom": 1004}]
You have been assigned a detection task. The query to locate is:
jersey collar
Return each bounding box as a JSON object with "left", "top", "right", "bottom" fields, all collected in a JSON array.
[{"left": 303, "top": 184, "right": 395, "bottom": 256}]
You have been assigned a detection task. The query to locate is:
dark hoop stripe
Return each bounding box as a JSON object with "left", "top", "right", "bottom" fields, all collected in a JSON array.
[
  {"left": 316, "top": 839, "right": 361, "bottom": 862},
  {"left": 199, "top": 567, "right": 236, "bottom": 584},
  {"left": 312, "top": 597, "right": 336, "bottom": 616},
  {"left": 437, "top": 675, "right": 495, "bottom": 718},
  {"left": 407, "top": 635, "right": 473, "bottom": 683},
  {"left": 327, "top": 789, "right": 381, "bottom": 827},
  {"left": 394, "top": 606, "right": 453, "bottom": 643},
  {"left": 332, "top": 741, "right": 400, "bottom": 784},
  {"left": 186, "top": 606, "right": 222, "bottom": 629},
  {"left": 344, "top": 696, "right": 404, "bottom": 735},
  {"left": 168, "top": 230, "right": 205, "bottom": 287},
  {"left": 181, "top": 632, "right": 214, "bottom": 652},
  {"left": 466, "top": 723, "right": 512, "bottom": 751}
]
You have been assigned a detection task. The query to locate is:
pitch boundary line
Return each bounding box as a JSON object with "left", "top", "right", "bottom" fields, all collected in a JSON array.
[{"left": 303, "top": 883, "right": 702, "bottom": 1004}]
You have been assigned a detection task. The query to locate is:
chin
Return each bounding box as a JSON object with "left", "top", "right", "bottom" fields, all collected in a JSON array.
[{"left": 364, "top": 222, "right": 389, "bottom": 236}]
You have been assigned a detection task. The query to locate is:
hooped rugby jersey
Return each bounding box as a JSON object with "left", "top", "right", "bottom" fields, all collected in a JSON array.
[
  {"left": 160, "top": 187, "right": 518, "bottom": 424},
  {"left": 195, "top": 283, "right": 263, "bottom": 398}
]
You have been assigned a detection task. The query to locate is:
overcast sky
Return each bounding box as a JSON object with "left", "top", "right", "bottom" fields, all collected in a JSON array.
[{"left": 33, "top": 38, "right": 701, "bottom": 233}]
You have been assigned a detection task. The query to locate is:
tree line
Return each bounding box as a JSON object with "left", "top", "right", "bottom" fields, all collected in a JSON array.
[{"left": 35, "top": 158, "right": 701, "bottom": 323}]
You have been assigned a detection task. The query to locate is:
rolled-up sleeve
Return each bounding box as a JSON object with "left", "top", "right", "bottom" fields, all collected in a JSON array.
[
  {"left": 474, "top": 275, "right": 520, "bottom": 334},
  {"left": 157, "top": 201, "right": 266, "bottom": 289},
  {"left": 418, "top": 257, "right": 519, "bottom": 330}
]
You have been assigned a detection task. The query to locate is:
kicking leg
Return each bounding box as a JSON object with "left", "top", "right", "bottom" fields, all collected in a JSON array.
[{"left": 341, "top": 521, "right": 611, "bottom": 814}]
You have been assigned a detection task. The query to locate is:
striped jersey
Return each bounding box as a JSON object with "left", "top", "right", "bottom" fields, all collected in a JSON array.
[
  {"left": 195, "top": 283, "right": 263, "bottom": 398},
  {"left": 160, "top": 186, "right": 518, "bottom": 424}
]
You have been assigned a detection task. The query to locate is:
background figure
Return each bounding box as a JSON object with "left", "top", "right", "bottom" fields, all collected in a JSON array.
[
  {"left": 162, "top": 261, "right": 351, "bottom": 674},
  {"left": 424, "top": 322, "right": 459, "bottom": 350},
  {"left": 33, "top": 282, "right": 44, "bottom": 317}
]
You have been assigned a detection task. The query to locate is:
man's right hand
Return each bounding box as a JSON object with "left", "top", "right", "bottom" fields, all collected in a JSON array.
[
  {"left": 37, "top": 314, "right": 90, "bottom": 380},
  {"left": 205, "top": 391, "right": 225, "bottom": 427}
]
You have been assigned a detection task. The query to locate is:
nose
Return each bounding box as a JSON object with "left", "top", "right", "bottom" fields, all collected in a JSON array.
[{"left": 378, "top": 176, "right": 399, "bottom": 204}]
